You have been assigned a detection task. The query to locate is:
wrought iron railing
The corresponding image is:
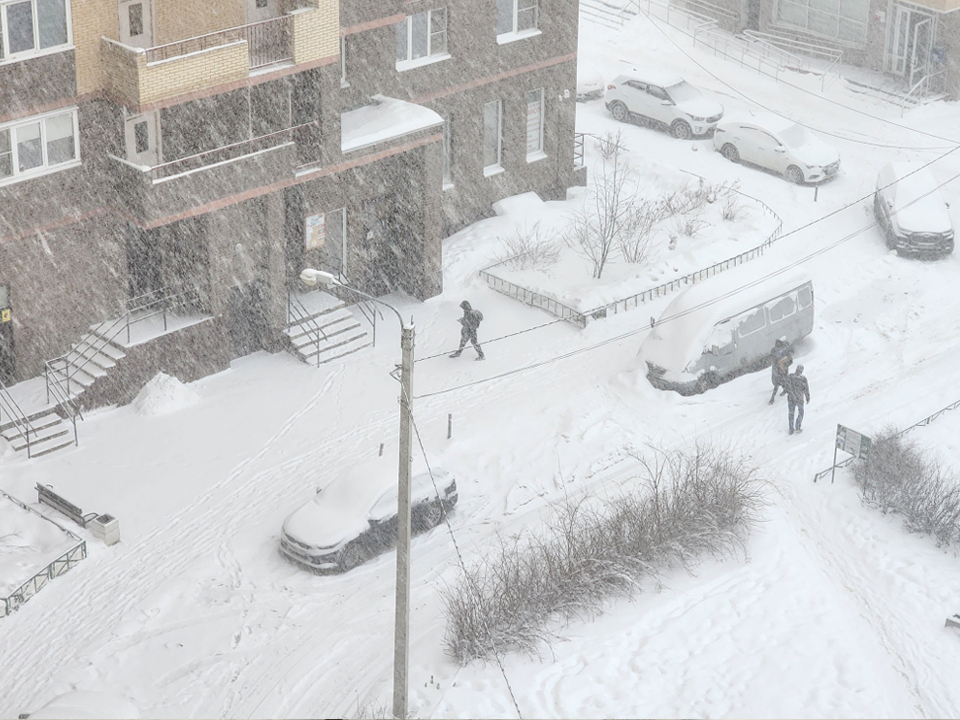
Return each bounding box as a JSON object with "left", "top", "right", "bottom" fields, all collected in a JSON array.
[
  {"left": 0, "top": 489, "right": 87, "bottom": 618},
  {"left": 0, "top": 378, "right": 40, "bottom": 459},
  {"left": 144, "top": 15, "right": 292, "bottom": 69}
]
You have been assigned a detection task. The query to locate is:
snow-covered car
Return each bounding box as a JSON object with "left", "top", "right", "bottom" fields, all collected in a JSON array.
[
  {"left": 713, "top": 112, "right": 840, "bottom": 184},
  {"left": 874, "top": 161, "right": 954, "bottom": 257},
  {"left": 20, "top": 691, "right": 140, "bottom": 719},
  {"left": 638, "top": 260, "right": 814, "bottom": 395},
  {"left": 605, "top": 70, "right": 723, "bottom": 139},
  {"left": 280, "top": 455, "right": 457, "bottom": 573},
  {"left": 577, "top": 68, "right": 605, "bottom": 102}
]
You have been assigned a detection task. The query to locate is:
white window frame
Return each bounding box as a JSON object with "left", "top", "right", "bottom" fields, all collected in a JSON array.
[
  {"left": 395, "top": 7, "right": 449, "bottom": 71},
  {"left": 496, "top": 0, "right": 540, "bottom": 44},
  {"left": 482, "top": 99, "right": 503, "bottom": 177},
  {"left": 339, "top": 35, "right": 348, "bottom": 87},
  {"left": 773, "top": 0, "right": 868, "bottom": 46},
  {"left": 442, "top": 115, "right": 454, "bottom": 189},
  {"left": 0, "top": 106, "right": 80, "bottom": 187},
  {"left": 525, "top": 88, "right": 545, "bottom": 162},
  {"left": 0, "top": 0, "right": 73, "bottom": 64}
]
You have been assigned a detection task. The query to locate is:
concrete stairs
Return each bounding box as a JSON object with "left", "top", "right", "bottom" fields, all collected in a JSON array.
[
  {"left": 580, "top": 0, "right": 637, "bottom": 28},
  {"left": 285, "top": 293, "right": 372, "bottom": 366}
]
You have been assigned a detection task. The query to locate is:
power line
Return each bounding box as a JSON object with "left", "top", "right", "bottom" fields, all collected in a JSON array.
[{"left": 415, "top": 316, "right": 567, "bottom": 363}]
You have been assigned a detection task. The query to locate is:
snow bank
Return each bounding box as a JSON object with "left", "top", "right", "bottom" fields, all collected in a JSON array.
[
  {"left": 132, "top": 373, "right": 199, "bottom": 417},
  {"left": 0, "top": 494, "right": 76, "bottom": 596}
]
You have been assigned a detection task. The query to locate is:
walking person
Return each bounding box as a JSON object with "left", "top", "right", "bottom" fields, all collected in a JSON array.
[
  {"left": 449, "top": 300, "right": 485, "bottom": 360},
  {"left": 768, "top": 339, "right": 792, "bottom": 404},
  {"left": 786, "top": 364, "right": 810, "bottom": 435}
]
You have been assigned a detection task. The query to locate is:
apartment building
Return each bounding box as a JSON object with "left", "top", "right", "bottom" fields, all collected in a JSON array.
[
  {"left": 702, "top": 0, "right": 960, "bottom": 99},
  {"left": 0, "top": 0, "right": 582, "bottom": 396}
]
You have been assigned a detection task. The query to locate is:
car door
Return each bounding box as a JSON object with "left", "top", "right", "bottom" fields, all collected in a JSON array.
[
  {"left": 623, "top": 80, "right": 650, "bottom": 117},
  {"left": 736, "top": 126, "right": 765, "bottom": 164},
  {"left": 646, "top": 85, "right": 672, "bottom": 124},
  {"left": 762, "top": 130, "right": 789, "bottom": 173}
]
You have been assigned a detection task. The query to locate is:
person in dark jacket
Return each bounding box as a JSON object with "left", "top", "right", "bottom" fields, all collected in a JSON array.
[
  {"left": 449, "top": 300, "right": 485, "bottom": 360},
  {"left": 768, "top": 339, "right": 792, "bottom": 404},
  {"left": 786, "top": 364, "right": 810, "bottom": 434}
]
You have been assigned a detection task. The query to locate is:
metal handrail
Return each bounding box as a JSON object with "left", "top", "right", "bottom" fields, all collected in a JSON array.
[
  {"left": 288, "top": 292, "right": 330, "bottom": 367},
  {"left": 574, "top": 133, "right": 585, "bottom": 169},
  {"left": 144, "top": 14, "right": 292, "bottom": 66},
  {"left": 0, "top": 378, "right": 38, "bottom": 459},
  {"left": 900, "top": 69, "right": 947, "bottom": 115}
]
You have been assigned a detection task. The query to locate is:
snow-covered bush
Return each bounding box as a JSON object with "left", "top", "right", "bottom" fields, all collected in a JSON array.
[
  {"left": 853, "top": 429, "right": 960, "bottom": 548},
  {"left": 442, "top": 443, "right": 766, "bottom": 665},
  {"left": 497, "top": 222, "right": 561, "bottom": 271}
]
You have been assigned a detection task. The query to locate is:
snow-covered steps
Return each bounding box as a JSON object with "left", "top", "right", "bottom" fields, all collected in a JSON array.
[
  {"left": 284, "top": 296, "right": 372, "bottom": 367},
  {"left": 0, "top": 407, "right": 75, "bottom": 458}
]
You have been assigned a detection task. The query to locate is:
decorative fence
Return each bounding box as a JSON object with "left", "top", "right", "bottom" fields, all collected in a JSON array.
[
  {"left": 1, "top": 489, "right": 87, "bottom": 618},
  {"left": 479, "top": 184, "right": 783, "bottom": 327},
  {"left": 812, "top": 398, "right": 960, "bottom": 483}
]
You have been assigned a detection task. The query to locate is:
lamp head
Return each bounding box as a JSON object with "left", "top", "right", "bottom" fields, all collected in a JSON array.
[{"left": 300, "top": 268, "right": 338, "bottom": 288}]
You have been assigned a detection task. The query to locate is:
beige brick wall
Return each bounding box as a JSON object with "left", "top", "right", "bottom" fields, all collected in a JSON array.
[
  {"left": 139, "top": 43, "right": 248, "bottom": 104},
  {"left": 74, "top": 0, "right": 118, "bottom": 94},
  {"left": 155, "top": 0, "right": 245, "bottom": 45},
  {"left": 291, "top": 2, "right": 339, "bottom": 65},
  {"left": 99, "top": 38, "right": 143, "bottom": 104}
]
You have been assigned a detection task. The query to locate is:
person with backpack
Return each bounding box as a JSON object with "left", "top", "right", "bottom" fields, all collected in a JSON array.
[
  {"left": 768, "top": 339, "right": 792, "bottom": 405},
  {"left": 449, "top": 300, "right": 485, "bottom": 360},
  {"left": 785, "top": 364, "right": 810, "bottom": 435}
]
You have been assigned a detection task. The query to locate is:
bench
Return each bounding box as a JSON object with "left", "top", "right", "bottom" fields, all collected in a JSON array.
[
  {"left": 36, "top": 483, "right": 98, "bottom": 528},
  {"left": 947, "top": 614, "right": 960, "bottom": 630}
]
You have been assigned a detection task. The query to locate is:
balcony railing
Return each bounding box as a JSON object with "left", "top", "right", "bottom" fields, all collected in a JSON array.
[{"left": 144, "top": 15, "right": 292, "bottom": 69}]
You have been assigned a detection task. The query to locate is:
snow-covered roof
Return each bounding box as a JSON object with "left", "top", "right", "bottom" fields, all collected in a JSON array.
[
  {"left": 341, "top": 95, "right": 444, "bottom": 154},
  {"left": 638, "top": 258, "right": 812, "bottom": 375},
  {"left": 719, "top": 111, "right": 797, "bottom": 134},
  {"left": 615, "top": 67, "right": 685, "bottom": 88},
  {"left": 879, "top": 162, "right": 954, "bottom": 235}
]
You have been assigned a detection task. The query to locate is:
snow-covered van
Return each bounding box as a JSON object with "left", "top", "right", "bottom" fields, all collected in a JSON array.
[{"left": 638, "top": 262, "right": 814, "bottom": 395}]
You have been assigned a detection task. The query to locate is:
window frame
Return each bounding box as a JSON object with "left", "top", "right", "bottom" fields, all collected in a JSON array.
[
  {"left": 482, "top": 99, "right": 503, "bottom": 176},
  {"left": 442, "top": 115, "right": 454, "bottom": 189},
  {"left": 0, "top": 106, "right": 80, "bottom": 187},
  {"left": 496, "top": 0, "right": 540, "bottom": 44},
  {"left": 395, "top": 7, "right": 449, "bottom": 70},
  {"left": 773, "top": 0, "right": 868, "bottom": 46},
  {"left": 525, "top": 88, "right": 545, "bottom": 162},
  {"left": 0, "top": 0, "right": 73, "bottom": 65}
]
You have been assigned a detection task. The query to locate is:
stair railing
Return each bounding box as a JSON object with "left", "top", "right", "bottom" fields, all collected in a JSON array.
[
  {"left": 0, "top": 379, "right": 38, "bottom": 459},
  {"left": 348, "top": 296, "right": 379, "bottom": 348},
  {"left": 288, "top": 292, "right": 330, "bottom": 367},
  {"left": 44, "top": 366, "right": 80, "bottom": 448}
]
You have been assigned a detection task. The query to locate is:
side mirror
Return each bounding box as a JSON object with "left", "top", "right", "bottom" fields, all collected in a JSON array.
[
  {"left": 774, "top": 146, "right": 785, "bottom": 153},
  {"left": 661, "top": 100, "right": 673, "bottom": 105}
]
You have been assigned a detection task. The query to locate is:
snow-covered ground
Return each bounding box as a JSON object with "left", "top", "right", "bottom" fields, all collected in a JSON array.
[{"left": 3, "top": 10, "right": 960, "bottom": 719}]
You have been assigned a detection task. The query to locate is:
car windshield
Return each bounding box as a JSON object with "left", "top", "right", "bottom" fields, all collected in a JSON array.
[
  {"left": 665, "top": 81, "right": 701, "bottom": 103},
  {"left": 778, "top": 123, "right": 809, "bottom": 148}
]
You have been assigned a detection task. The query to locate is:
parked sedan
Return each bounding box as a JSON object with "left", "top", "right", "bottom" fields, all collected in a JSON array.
[
  {"left": 280, "top": 455, "right": 457, "bottom": 574},
  {"left": 577, "top": 68, "right": 605, "bottom": 102},
  {"left": 605, "top": 70, "right": 723, "bottom": 139},
  {"left": 874, "top": 161, "right": 954, "bottom": 256},
  {"left": 713, "top": 112, "right": 840, "bottom": 184}
]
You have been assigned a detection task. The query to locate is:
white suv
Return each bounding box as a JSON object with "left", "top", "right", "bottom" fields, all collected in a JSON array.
[{"left": 605, "top": 70, "right": 724, "bottom": 139}]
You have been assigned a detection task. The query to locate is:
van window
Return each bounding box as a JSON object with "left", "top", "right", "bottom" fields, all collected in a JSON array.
[
  {"left": 736, "top": 307, "right": 766, "bottom": 337},
  {"left": 797, "top": 284, "right": 812, "bottom": 309},
  {"left": 768, "top": 295, "right": 796, "bottom": 323}
]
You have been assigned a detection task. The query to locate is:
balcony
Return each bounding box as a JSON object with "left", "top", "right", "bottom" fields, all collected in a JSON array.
[{"left": 100, "top": 6, "right": 338, "bottom": 110}]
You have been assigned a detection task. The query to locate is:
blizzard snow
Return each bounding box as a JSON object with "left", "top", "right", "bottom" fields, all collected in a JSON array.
[{"left": 3, "top": 8, "right": 960, "bottom": 720}]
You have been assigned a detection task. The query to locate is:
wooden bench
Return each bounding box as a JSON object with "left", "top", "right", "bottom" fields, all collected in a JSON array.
[{"left": 36, "top": 483, "right": 98, "bottom": 528}]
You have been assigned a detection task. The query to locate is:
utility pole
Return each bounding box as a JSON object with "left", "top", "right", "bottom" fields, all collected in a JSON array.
[{"left": 393, "top": 321, "right": 414, "bottom": 720}]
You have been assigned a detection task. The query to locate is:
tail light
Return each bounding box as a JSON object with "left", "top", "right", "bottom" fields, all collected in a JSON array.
[{"left": 607, "top": 84, "right": 616, "bottom": 90}]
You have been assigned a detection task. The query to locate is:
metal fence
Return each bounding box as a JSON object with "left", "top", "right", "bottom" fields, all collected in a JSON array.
[
  {"left": 479, "top": 263, "right": 587, "bottom": 328},
  {"left": 812, "top": 398, "right": 960, "bottom": 483},
  {"left": 144, "top": 15, "right": 292, "bottom": 69},
  {"left": 0, "top": 489, "right": 87, "bottom": 618}
]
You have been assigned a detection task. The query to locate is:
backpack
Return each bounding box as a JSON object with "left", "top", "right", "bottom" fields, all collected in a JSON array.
[{"left": 473, "top": 310, "right": 483, "bottom": 325}]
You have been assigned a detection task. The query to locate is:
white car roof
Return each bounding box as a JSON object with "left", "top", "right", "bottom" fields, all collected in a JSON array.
[
  {"left": 878, "top": 161, "right": 953, "bottom": 233},
  {"left": 613, "top": 68, "right": 686, "bottom": 88},
  {"left": 638, "top": 258, "right": 812, "bottom": 375},
  {"left": 719, "top": 111, "right": 797, "bottom": 134}
]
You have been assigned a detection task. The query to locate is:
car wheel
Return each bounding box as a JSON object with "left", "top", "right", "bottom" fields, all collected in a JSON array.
[
  {"left": 672, "top": 120, "right": 692, "bottom": 140},
  {"left": 721, "top": 144, "right": 740, "bottom": 163},
  {"left": 785, "top": 165, "right": 804, "bottom": 184},
  {"left": 610, "top": 102, "right": 629, "bottom": 123},
  {"left": 885, "top": 229, "right": 897, "bottom": 250},
  {"left": 413, "top": 501, "right": 443, "bottom": 533},
  {"left": 339, "top": 543, "right": 366, "bottom": 571}
]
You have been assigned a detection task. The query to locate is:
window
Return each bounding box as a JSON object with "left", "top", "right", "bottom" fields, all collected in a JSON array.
[
  {"left": 736, "top": 307, "right": 766, "bottom": 337},
  {"left": 442, "top": 115, "right": 453, "bottom": 188},
  {"left": 775, "top": 0, "right": 868, "bottom": 44},
  {"left": 482, "top": 99, "right": 502, "bottom": 174},
  {"left": 797, "top": 284, "right": 813, "bottom": 308},
  {"left": 525, "top": 88, "right": 544, "bottom": 160},
  {"left": 0, "top": 0, "right": 71, "bottom": 61},
  {"left": 768, "top": 295, "right": 796, "bottom": 323},
  {"left": 497, "top": 0, "right": 538, "bottom": 37},
  {"left": 133, "top": 120, "right": 149, "bottom": 154},
  {"left": 647, "top": 86, "right": 668, "bottom": 101},
  {"left": 128, "top": 2, "right": 142, "bottom": 36},
  {"left": 395, "top": 8, "right": 447, "bottom": 67},
  {"left": 339, "top": 36, "right": 347, "bottom": 86},
  {"left": 0, "top": 108, "right": 78, "bottom": 184}
]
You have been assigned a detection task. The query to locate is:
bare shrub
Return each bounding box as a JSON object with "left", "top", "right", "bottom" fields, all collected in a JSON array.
[
  {"left": 619, "top": 198, "right": 668, "bottom": 264},
  {"left": 442, "top": 443, "right": 766, "bottom": 665},
  {"left": 565, "top": 131, "right": 655, "bottom": 277},
  {"left": 670, "top": 209, "right": 710, "bottom": 238},
  {"left": 497, "top": 221, "right": 561, "bottom": 270},
  {"left": 722, "top": 191, "right": 743, "bottom": 221},
  {"left": 853, "top": 429, "right": 960, "bottom": 548}
]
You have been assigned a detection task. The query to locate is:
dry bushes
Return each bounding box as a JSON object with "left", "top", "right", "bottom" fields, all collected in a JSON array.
[
  {"left": 853, "top": 429, "right": 960, "bottom": 548},
  {"left": 442, "top": 444, "right": 766, "bottom": 665},
  {"left": 497, "top": 221, "right": 561, "bottom": 271}
]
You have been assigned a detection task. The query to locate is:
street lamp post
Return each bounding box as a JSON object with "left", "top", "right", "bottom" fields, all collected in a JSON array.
[{"left": 299, "top": 269, "right": 414, "bottom": 720}]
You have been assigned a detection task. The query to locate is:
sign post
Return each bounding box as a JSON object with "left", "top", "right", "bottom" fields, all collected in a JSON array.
[{"left": 823, "top": 424, "right": 873, "bottom": 483}]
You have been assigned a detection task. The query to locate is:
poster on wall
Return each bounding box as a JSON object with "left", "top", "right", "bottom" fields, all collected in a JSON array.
[{"left": 305, "top": 213, "right": 326, "bottom": 250}]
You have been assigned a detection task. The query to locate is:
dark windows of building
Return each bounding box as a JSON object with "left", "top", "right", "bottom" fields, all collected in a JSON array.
[
  {"left": 482, "top": 99, "right": 502, "bottom": 174},
  {"left": 256, "top": 0, "right": 267, "bottom": 7},
  {"left": 134, "top": 120, "right": 149, "bottom": 154},
  {"left": 497, "top": 0, "right": 538, "bottom": 37},
  {"left": 128, "top": 2, "right": 143, "bottom": 36},
  {"left": 776, "top": 0, "right": 868, "bottom": 44},
  {"left": 396, "top": 8, "right": 447, "bottom": 66},
  {"left": 526, "top": 88, "right": 544, "bottom": 159},
  {"left": 442, "top": 116, "right": 453, "bottom": 188},
  {"left": 0, "top": 109, "right": 78, "bottom": 184}
]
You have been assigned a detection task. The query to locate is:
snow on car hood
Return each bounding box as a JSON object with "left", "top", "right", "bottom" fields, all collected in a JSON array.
[
  {"left": 788, "top": 136, "right": 839, "bottom": 168},
  {"left": 888, "top": 168, "right": 954, "bottom": 234},
  {"left": 282, "top": 455, "right": 452, "bottom": 550},
  {"left": 676, "top": 97, "right": 723, "bottom": 119}
]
